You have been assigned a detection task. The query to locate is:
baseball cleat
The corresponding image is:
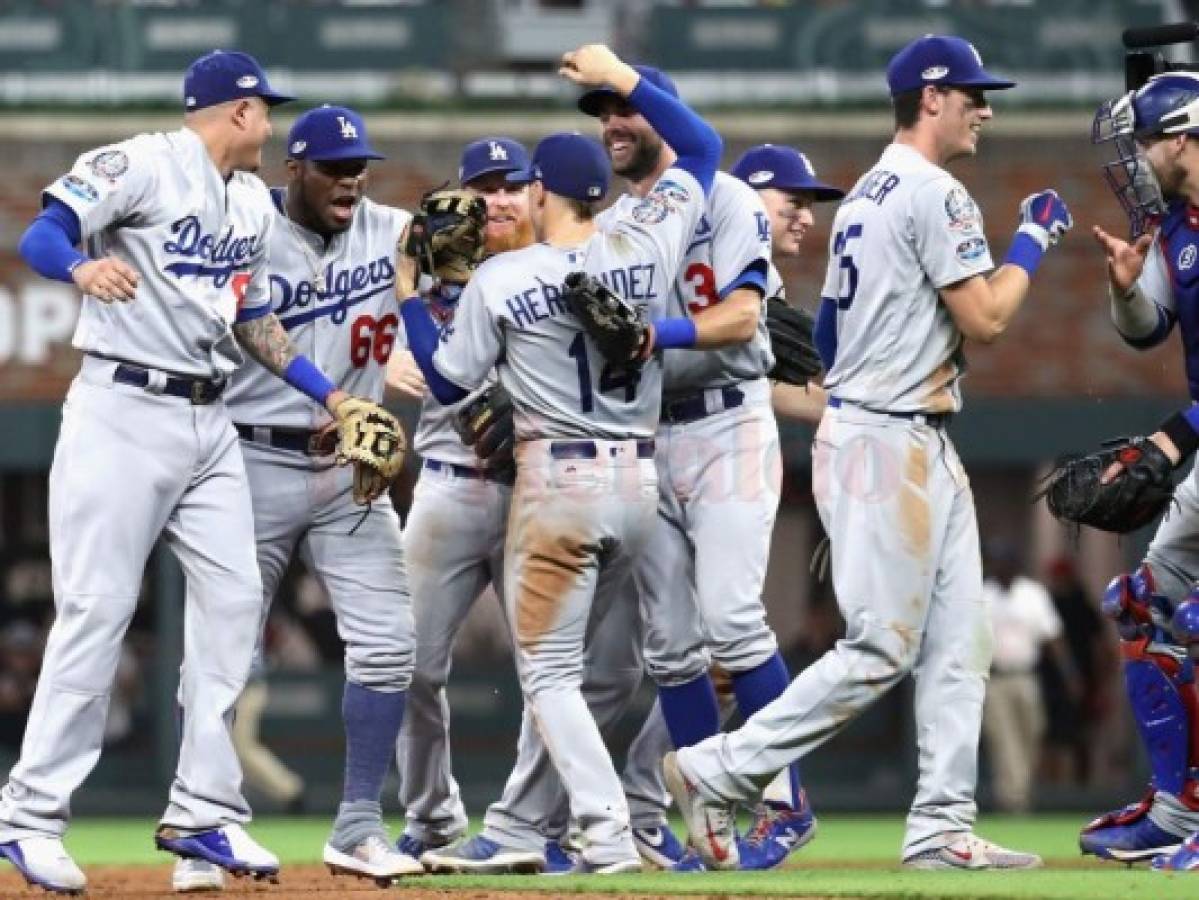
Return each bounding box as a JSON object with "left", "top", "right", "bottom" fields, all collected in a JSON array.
[
  {"left": 542, "top": 839, "right": 580, "bottom": 874},
  {"left": 902, "top": 833, "right": 1042, "bottom": 870},
  {"left": 155, "top": 823, "right": 280, "bottom": 881},
  {"left": 420, "top": 834, "right": 545, "bottom": 874},
  {"left": 172, "top": 857, "right": 225, "bottom": 892},
  {"left": 566, "top": 855, "right": 643, "bottom": 874},
  {"left": 1080, "top": 797, "right": 1187, "bottom": 862},
  {"left": 670, "top": 850, "right": 707, "bottom": 872},
  {"left": 632, "top": 825, "right": 691, "bottom": 869},
  {"left": 662, "top": 750, "right": 739, "bottom": 870},
  {"left": 1152, "top": 832, "right": 1199, "bottom": 870},
  {"left": 736, "top": 797, "right": 817, "bottom": 871},
  {"left": 0, "top": 836, "right": 86, "bottom": 895},
  {"left": 323, "top": 835, "right": 424, "bottom": 885}
]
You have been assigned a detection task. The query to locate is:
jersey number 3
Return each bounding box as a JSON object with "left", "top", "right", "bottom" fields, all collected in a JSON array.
[{"left": 568, "top": 333, "right": 640, "bottom": 413}]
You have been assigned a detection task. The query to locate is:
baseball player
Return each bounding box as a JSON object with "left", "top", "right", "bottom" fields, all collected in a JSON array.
[
  {"left": 662, "top": 34, "right": 1070, "bottom": 871},
  {"left": 732, "top": 143, "right": 844, "bottom": 426},
  {"left": 579, "top": 65, "right": 815, "bottom": 869},
  {"left": 401, "top": 43, "right": 721, "bottom": 873},
  {"left": 1079, "top": 71, "right": 1199, "bottom": 871},
  {"left": 393, "top": 136, "right": 534, "bottom": 862},
  {"left": 0, "top": 51, "right": 397, "bottom": 895},
  {"left": 166, "top": 104, "right": 422, "bottom": 893}
]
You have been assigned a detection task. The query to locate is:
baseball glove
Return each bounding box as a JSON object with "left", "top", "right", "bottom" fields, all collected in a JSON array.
[
  {"left": 766, "top": 296, "right": 822, "bottom": 386},
  {"left": 1039, "top": 436, "right": 1175, "bottom": 533},
  {"left": 404, "top": 188, "right": 488, "bottom": 284},
  {"left": 562, "top": 271, "right": 649, "bottom": 365},
  {"left": 454, "top": 384, "right": 515, "bottom": 476},
  {"left": 333, "top": 397, "right": 408, "bottom": 505}
]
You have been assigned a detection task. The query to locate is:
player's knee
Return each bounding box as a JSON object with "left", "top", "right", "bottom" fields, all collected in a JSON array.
[
  {"left": 842, "top": 610, "right": 921, "bottom": 679},
  {"left": 1104, "top": 564, "right": 1176, "bottom": 641},
  {"left": 1172, "top": 593, "right": 1199, "bottom": 647}
]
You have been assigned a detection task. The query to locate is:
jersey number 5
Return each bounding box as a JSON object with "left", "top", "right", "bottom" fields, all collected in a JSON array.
[
  {"left": 350, "top": 313, "right": 398, "bottom": 367},
  {"left": 568, "top": 333, "right": 640, "bottom": 413},
  {"left": 833, "top": 223, "right": 863, "bottom": 310}
]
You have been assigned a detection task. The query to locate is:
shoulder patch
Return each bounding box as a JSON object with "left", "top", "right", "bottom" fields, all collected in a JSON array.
[
  {"left": 60, "top": 174, "right": 99, "bottom": 203},
  {"left": 1179, "top": 244, "right": 1197, "bottom": 271},
  {"left": 88, "top": 150, "right": 129, "bottom": 182},
  {"left": 944, "top": 185, "right": 981, "bottom": 231}
]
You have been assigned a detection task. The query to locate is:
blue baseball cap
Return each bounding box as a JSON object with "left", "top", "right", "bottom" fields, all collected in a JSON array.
[
  {"left": 731, "top": 145, "right": 844, "bottom": 202},
  {"left": 886, "top": 35, "right": 1015, "bottom": 97},
  {"left": 287, "top": 105, "right": 383, "bottom": 161},
  {"left": 577, "top": 64, "right": 679, "bottom": 117},
  {"left": 506, "top": 132, "right": 609, "bottom": 203},
  {"left": 183, "top": 50, "right": 293, "bottom": 111},
  {"left": 459, "top": 137, "right": 531, "bottom": 185}
]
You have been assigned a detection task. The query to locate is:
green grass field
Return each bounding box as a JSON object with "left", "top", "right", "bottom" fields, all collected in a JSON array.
[{"left": 50, "top": 813, "right": 1199, "bottom": 898}]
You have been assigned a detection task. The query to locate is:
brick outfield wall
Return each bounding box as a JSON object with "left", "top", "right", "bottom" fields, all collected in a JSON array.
[{"left": 0, "top": 131, "right": 1187, "bottom": 403}]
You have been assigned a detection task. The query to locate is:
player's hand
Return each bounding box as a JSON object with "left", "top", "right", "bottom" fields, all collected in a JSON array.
[
  {"left": 72, "top": 257, "right": 139, "bottom": 303},
  {"left": 1093, "top": 225, "right": 1153, "bottom": 295},
  {"left": 396, "top": 226, "right": 418, "bottom": 298},
  {"left": 1016, "top": 190, "right": 1072, "bottom": 250},
  {"left": 386, "top": 349, "right": 428, "bottom": 400},
  {"left": 559, "top": 44, "right": 638, "bottom": 95}
]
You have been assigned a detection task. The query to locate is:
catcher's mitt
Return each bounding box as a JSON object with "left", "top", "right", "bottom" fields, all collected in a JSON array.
[
  {"left": 454, "top": 384, "right": 515, "bottom": 476},
  {"left": 766, "top": 296, "right": 822, "bottom": 386},
  {"left": 333, "top": 397, "right": 408, "bottom": 505},
  {"left": 562, "top": 271, "right": 649, "bottom": 365},
  {"left": 1040, "top": 436, "right": 1175, "bottom": 533},
  {"left": 404, "top": 188, "right": 487, "bottom": 284}
]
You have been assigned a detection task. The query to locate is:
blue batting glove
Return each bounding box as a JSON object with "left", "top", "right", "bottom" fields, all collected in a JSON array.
[{"left": 1017, "top": 189, "right": 1073, "bottom": 250}]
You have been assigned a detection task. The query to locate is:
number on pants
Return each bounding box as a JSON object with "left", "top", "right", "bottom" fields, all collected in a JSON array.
[
  {"left": 567, "top": 332, "right": 642, "bottom": 413},
  {"left": 349, "top": 313, "right": 398, "bottom": 367},
  {"left": 833, "top": 223, "right": 863, "bottom": 310},
  {"left": 684, "top": 261, "right": 719, "bottom": 315}
]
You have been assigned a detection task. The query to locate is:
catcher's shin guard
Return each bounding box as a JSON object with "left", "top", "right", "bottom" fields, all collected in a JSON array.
[{"left": 1103, "top": 565, "right": 1160, "bottom": 640}]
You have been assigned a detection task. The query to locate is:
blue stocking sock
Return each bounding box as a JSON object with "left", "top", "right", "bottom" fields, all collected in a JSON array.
[
  {"left": 658, "top": 674, "right": 720, "bottom": 748},
  {"left": 342, "top": 682, "right": 406, "bottom": 803}
]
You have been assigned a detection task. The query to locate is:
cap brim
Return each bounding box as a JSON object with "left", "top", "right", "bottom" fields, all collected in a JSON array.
[
  {"left": 772, "top": 181, "right": 845, "bottom": 202},
  {"left": 259, "top": 90, "right": 295, "bottom": 106},
  {"left": 949, "top": 73, "right": 1016, "bottom": 91},
  {"left": 505, "top": 167, "right": 537, "bottom": 185},
  {"left": 304, "top": 146, "right": 386, "bottom": 162},
  {"left": 577, "top": 86, "right": 618, "bottom": 117},
  {"left": 462, "top": 162, "right": 526, "bottom": 186}
]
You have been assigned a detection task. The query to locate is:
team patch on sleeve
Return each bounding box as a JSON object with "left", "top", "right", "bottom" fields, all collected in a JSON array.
[
  {"left": 632, "top": 178, "right": 693, "bottom": 224},
  {"left": 944, "top": 185, "right": 981, "bottom": 232},
  {"left": 956, "top": 235, "right": 987, "bottom": 262},
  {"left": 60, "top": 174, "right": 99, "bottom": 203},
  {"left": 87, "top": 150, "right": 129, "bottom": 182}
]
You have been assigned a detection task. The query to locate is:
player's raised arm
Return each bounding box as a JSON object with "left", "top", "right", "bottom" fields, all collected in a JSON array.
[{"left": 560, "top": 44, "right": 721, "bottom": 193}]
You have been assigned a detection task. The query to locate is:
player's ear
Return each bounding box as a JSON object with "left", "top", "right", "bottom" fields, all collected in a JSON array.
[{"left": 284, "top": 158, "right": 301, "bottom": 182}]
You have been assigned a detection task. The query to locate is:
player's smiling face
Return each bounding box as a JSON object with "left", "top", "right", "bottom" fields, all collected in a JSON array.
[
  {"left": 759, "top": 188, "right": 816, "bottom": 257},
  {"left": 287, "top": 158, "right": 368, "bottom": 235},
  {"left": 595, "top": 97, "right": 665, "bottom": 182},
  {"left": 466, "top": 171, "right": 534, "bottom": 254},
  {"left": 938, "top": 87, "right": 992, "bottom": 161}
]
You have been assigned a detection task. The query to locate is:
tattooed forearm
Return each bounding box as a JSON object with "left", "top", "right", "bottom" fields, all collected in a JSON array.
[{"left": 233, "top": 313, "right": 300, "bottom": 377}]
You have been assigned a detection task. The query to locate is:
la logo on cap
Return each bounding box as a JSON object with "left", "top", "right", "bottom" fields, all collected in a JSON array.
[
  {"left": 489, "top": 141, "right": 508, "bottom": 161},
  {"left": 338, "top": 116, "right": 358, "bottom": 140}
]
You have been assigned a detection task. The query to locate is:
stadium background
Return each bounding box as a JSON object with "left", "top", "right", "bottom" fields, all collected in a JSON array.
[{"left": 0, "top": 0, "right": 1192, "bottom": 827}]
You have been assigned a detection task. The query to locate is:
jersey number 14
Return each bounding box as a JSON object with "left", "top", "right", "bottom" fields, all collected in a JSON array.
[{"left": 567, "top": 333, "right": 640, "bottom": 413}]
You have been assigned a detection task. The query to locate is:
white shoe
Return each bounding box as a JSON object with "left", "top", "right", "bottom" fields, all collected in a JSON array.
[
  {"left": 903, "top": 833, "right": 1043, "bottom": 870},
  {"left": 155, "top": 822, "right": 279, "bottom": 879},
  {"left": 662, "top": 751, "right": 739, "bottom": 871},
  {"left": 323, "top": 835, "right": 424, "bottom": 884},
  {"left": 172, "top": 857, "right": 225, "bottom": 892},
  {"left": 0, "top": 836, "right": 86, "bottom": 894}
]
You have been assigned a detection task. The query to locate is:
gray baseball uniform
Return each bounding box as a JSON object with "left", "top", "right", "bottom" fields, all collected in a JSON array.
[
  {"left": 598, "top": 171, "right": 781, "bottom": 688},
  {"left": 430, "top": 167, "right": 705, "bottom": 865},
  {"left": 0, "top": 127, "right": 274, "bottom": 840},
  {"left": 223, "top": 191, "right": 414, "bottom": 694},
  {"left": 678, "top": 141, "right": 995, "bottom": 858}
]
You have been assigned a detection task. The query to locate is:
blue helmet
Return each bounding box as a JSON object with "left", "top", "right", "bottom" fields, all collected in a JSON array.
[{"left": 1090, "top": 73, "right": 1199, "bottom": 236}]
